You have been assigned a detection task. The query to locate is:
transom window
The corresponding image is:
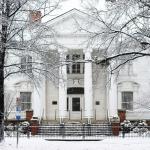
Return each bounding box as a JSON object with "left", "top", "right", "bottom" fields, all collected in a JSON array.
[
  {"left": 122, "top": 92, "right": 133, "bottom": 110},
  {"left": 21, "top": 55, "right": 32, "bottom": 73},
  {"left": 67, "top": 87, "right": 84, "bottom": 94},
  {"left": 20, "top": 92, "right": 32, "bottom": 111}
]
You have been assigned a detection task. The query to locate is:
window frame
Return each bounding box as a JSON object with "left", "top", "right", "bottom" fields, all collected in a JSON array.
[
  {"left": 66, "top": 53, "right": 84, "bottom": 74},
  {"left": 20, "top": 92, "right": 32, "bottom": 111},
  {"left": 21, "top": 55, "right": 32, "bottom": 73},
  {"left": 121, "top": 91, "right": 133, "bottom": 110}
]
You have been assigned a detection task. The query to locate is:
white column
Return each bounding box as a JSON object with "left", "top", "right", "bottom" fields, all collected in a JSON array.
[
  {"left": 41, "top": 77, "right": 46, "bottom": 120},
  {"left": 33, "top": 80, "right": 44, "bottom": 119},
  {"left": 58, "top": 51, "right": 67, "bottom": 123},
  {"left": 108, "top": 75, "right": 118, "bottom": 118},
  {"left": 84, "top": 49, "right": 93, "bottom": 123}
]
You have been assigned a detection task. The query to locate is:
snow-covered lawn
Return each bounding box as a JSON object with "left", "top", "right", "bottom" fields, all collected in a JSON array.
[{"left": 0, "top": 136, "right": 150, "bottom": 150}]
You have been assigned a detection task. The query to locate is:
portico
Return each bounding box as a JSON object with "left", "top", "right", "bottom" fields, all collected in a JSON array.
[{"left": 58, "top": 48, "right": 94, "bottom": 123}]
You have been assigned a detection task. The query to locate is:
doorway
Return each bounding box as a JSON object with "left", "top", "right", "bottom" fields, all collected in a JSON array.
[{"left": 67, "top": 95, "right": 84, "bottom": 120}]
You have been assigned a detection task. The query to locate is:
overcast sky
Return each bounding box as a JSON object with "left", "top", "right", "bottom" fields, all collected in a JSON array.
[
  {"left": 45, "top": 0, "right": 106, "bottom": 21},
  {"left": 61, "top": 0, "right": 105, "bottom": 12}
]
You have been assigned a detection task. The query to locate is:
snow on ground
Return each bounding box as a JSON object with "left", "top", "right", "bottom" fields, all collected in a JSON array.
[{"left": 0, "top": 137, "right": 150, "bottom": 150}]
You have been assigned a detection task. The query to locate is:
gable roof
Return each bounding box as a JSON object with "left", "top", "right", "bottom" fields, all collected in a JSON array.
[{"left": 47, "top": 8, "right": 90, "bottom": 26}]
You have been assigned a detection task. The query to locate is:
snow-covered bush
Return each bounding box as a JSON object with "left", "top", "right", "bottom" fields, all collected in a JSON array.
[
  {"left": 132, "top": 121, "right": 148, "bottom": 136},
  {"left": 121, "top": 120, "right": 132, "bottom": 133}
]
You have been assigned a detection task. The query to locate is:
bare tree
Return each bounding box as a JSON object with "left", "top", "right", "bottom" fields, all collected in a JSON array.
[
  {"left": 0, "top": 0, "right": 64, "bottom": 141},
  {"left": 4, "top": 91, "right": 16, "bottom": 123},
  {"left": 80, "top": 0, "right": 150, "bottom": 73}
]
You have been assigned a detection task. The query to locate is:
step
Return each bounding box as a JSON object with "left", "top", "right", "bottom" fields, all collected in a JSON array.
[{"left": 37, "top": 123, "right": 112, "bottom": 136}]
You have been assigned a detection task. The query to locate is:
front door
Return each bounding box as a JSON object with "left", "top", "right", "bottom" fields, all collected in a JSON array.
[
  {"left": 67, "top": 95, "right": 83, "bottom": 120},
  {"left": 72, "top": 97, "right": 80, "bottom": 111}
]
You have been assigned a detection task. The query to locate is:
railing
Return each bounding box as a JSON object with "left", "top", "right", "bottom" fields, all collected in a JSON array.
[{"left": 46, "top": 109, "right": 105, "bottom": 121}]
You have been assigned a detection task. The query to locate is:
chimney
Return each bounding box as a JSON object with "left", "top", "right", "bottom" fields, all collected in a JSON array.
[{"left": 29, "top": 11, "right": 42, "bottom": 23}]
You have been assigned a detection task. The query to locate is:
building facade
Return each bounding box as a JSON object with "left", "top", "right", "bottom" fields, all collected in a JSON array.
[{"left": 5, "top": 9, "right": 150, "bottom": 123}]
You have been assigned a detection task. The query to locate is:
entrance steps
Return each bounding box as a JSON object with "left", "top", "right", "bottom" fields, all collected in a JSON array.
[{"left": 37, "top": 122, "right": 112, "bottom": 136}]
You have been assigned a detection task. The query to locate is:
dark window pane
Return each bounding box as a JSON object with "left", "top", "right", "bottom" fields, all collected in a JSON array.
[
  {"left": 52, "top": 101, "right": 57, "bottom": 105},
  {"left": 27, "top": 56, "right": 32, "bottom": 73},
  {"left": 96, "top": 101, "right": 100, "bottom": 105},
  {"left": 72, "top": 54, "right": 80, "bottom": 60},
  {"left": 66, "top": 55, "right": 70, "bottom": 74},
  {"left": 67, "top": 65, "right": 70, "bottom": 74},
  {"left": 77, "top": 63, "right": 80, "bottom": 73},
  {"left": 67, "top": 98, "right": 69, "bottom": 111},
  {"left": 72, "top": 64, "right": 76, "bottom": 73},
  {"left": 67, "top": 87, "right": 84, "bottom": 94},
  {"left": 72, "top": 54, "right": 81, "bottom": 74},
  {"left": 21, "top": 57, "right": 26, "bottom": 71},
  {"left": 72, "top": 98, "right": 80, "bottom": 111}
]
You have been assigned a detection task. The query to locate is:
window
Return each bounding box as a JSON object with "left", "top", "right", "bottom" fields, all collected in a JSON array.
[
  {"left": 21, "top": 55, "right": 32, "bottom": 73},
  {"left": 72, "top": 98, "right": 80, "bottom": 111},
  {"left": 52, "top": 101, "right": 57, "bottom": 105},
  {"left": 67, "top": 87, "right": 84, "bottom": 94},
  {"left": 72, "top": 54, "right": 80, "bottom": 74},
  {"left": 96, "top": 101, "right": 100, "bottom": 105},
  {"left": 67, "top": 98, "right": 69, "bottom": 111},
  {"left": 66, "top": 53, "right": 84, "bottom": 74},
  {"left": 20, "top": 92, "right": 32, "bottom": 110},
  {"left": 122, "top": 92, "right": 133, "bottom": 110},
  {"left": 66, "top": 55, "right": 70, "bottom": 74}
]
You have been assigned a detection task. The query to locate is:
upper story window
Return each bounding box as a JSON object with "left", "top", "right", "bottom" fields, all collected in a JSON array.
[
  {"left": 21, "top": 55, "right": 32, "bottom": 73},
  {"left": 20, "top": 92, "right": 32, "bottom": 111},
  {"left": 122, "top": 91, "right": 133, "bottom": 110},
  {"left": 66, "top": 54, "right": 84, "bottom": 74},
  {"left": 72, "top": 54, "right": 80, "bottom": 74}
]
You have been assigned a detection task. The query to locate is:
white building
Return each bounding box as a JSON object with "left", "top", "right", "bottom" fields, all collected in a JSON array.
[{"left": 5, "top": 9, "right": 150, "bottom": 123}]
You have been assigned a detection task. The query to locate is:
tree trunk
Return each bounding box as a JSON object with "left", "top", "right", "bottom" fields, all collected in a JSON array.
[
  {"left": 0, "top": 61, "right": 4, "bottom": 141},
  {"left": 0, "top": 0, "right": 9, "bottom": 141}
]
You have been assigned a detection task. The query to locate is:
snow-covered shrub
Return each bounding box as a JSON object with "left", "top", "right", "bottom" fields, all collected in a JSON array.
[
  {"left": 132, "top": 120, "right": 148, "bottom": 136},
  {"left": 18, "top": 121, "right": 30, "bottom": 134},
  {"left": 121, "top": 120, "right": 132, "bottom": 133}
]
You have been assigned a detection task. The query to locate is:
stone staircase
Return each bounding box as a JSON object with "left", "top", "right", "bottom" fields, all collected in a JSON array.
[{"left": 37, "top": 122, "right": 112, "bottom": 136}]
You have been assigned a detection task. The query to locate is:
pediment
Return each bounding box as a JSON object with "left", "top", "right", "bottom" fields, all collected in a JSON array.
[{"left": 47, "top": 8, "right": 100, "bottom": 35}]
